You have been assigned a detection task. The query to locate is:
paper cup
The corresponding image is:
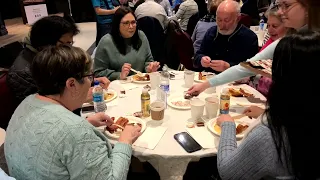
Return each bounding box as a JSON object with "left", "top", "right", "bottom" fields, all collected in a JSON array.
[
  {"left": 184, "top": 70, "right": 194, "bottom": 88},
  {"left": 150, "top": 72, "right": 161, "bottom": 90},
  {"left": 190, "top": 98, "right": 205, "bottom": 121},
  {"left": 205, "top": 97, "right": 219, "bottom": 119},
  {"left": 150, "top": 101, "right": 165, "bottom": 120}
]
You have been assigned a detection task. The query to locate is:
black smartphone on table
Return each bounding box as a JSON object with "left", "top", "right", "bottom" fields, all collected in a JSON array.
[
  {"left": 81, "top": 105, "right": 95, "bottom": 114},
  {"left": 174, "top": 132, "right": 202, "bottom": 153}
]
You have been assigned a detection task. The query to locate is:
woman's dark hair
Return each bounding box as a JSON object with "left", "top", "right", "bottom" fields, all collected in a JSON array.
[
  {"left": 110, "top": 7, "right": 142, "bottom": 55},
  {"left": 266, "top": 30, "right": 320, "bottom": 179},
  {"left": 306, "top": 0, "right": 320, "bottom": 31},
  {"left": 31, "top": 45, "right": 92, "bottom": 96},
  {"left": 30, "top": 15, "right": 80, "bottom": 50}
]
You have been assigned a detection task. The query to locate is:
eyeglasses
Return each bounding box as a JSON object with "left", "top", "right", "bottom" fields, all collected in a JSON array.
[
  {"left": 120, "top": 20, "right": 137, "bottom": 27},
  {"left": 82, "top": 73, "right": 94, "bottom": 82},
  {"left": 275, "top": 1, "right": 298, "bottom": 12},
  {"left": 58, "top": 40, "right": 74, "bottom": 45}
]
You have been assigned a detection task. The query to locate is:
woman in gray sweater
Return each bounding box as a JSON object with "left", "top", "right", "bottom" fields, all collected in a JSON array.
[
  {"left": 94, "top": 7, "right": 160, "bottom": 81},
  {"left": 216, "top": 30, "right": 320, "bottom": 179}
]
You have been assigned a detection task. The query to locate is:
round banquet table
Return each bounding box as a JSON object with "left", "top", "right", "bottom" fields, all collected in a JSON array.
[{"left": 84, "top": 71, "right": 266, "bottom": 180}]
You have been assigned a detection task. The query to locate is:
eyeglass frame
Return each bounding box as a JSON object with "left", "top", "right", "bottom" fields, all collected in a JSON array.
[
  {"left": 82, "top": 73, "right": 94, "bottom": 82},
  {"left": 120, "top": 20, "right": 137, "bottom": 27},
  {"left": 275, "top": 1, "right": 299, "bottom": 12}
]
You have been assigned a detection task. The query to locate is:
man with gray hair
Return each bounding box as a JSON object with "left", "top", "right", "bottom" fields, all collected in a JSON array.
[{"left": 194, "top": 0, "right": 258, "bottom": 74}]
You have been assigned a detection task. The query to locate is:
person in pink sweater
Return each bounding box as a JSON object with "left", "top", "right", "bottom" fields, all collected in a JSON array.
[{"left": 236, "top": 6, "right": 287, "bottom": 97}]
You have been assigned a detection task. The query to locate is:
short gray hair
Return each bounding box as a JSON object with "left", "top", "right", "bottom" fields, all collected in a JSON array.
[{"left": 217, "top": 0, "right": 241, "bottom": 15}]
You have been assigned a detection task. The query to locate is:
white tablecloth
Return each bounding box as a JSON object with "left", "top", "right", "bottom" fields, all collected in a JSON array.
[{"left": 87, "top": 71, "right": 266, "bottom": 180}]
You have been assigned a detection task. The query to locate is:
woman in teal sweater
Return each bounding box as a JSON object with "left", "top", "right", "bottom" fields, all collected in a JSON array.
[
  {"left": 94, "top": 7, "right": 160, "bottom": 81},
  {"left": 5, "top": 45, "right": 141, "bottom": 180}
]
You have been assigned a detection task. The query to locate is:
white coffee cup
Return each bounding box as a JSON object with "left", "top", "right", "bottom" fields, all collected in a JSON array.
[
  {"left": 184, "top": 70, "right": 194, "bottom": 88},
  {"left": 205, "top": 96, "right": 219, "bottom": 119},
  {"left": 190, "top": 98, "right": 205, "bottom": 121},
  {"left": 150, "top": 72, "right": 160, "bottom": 90}
]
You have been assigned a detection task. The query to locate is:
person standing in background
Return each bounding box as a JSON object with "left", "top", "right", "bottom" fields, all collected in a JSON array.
[
  {"left": 155, "top": 0, "right": 173, "bottom": 16},
  {"left": 91, "top": 0, "right": 120, "bottom": 46}
]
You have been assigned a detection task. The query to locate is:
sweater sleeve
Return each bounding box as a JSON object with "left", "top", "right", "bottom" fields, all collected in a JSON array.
[
  {"left": 94, "top": 36, "right": 121, "bottom": 81},
  {"left": 218, "top": 122, "right": 277, "bottom": 180},
  {"left": 208, "top": 39, "right": 279, "bottom": 87},
  {"left": 194, "top": 27, "right": 213, "bottom": 68},
  {"left": 60, "top": 125, "right": 132, "bottom": 180}
]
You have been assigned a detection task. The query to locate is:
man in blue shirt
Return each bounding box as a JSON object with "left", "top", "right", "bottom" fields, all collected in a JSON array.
[
  {"left": 194, "top": 0, "right": 258, "bottom": 74},
  {"left": 91, "top": 0, "right": 119, "bottom": 46}
]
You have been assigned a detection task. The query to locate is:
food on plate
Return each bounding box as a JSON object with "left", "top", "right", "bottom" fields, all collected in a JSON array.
[
  {"left": 133, "top": 74, "right": 150, "bottom": 81},
  {"left": 196, "top": 122, "right": 205, "bottom": 127},
  {"left": 213, "top": 123, "right": 249, "bottom": 135},
  {"left": 249, "top": 59, "right": 272, "bottom": 74},
  {"left": 198, "top": 72, "right": 206, "bottom": 80},
  {"left": 171, "top": 100, "right": 191, "bottom": 107},
  {"left": 186, "top": 122, "right": 195, "bottom": 128},
  {"left": 133, "top": 111, "right": 143, "bottom": 118},
  {"left": 239, "top": 88, "right": 253, "bottom": 97},
  {"left": 198, "top": 72, "right": 215, "bottom": 81},
  {"left": 229, "top": 88, "right": 253, "bottom": 97},
  {"left": 236, "top": 124, "right": 249, "bottom": 134},
  {"left": 104, "top": 92, "right": 114, "bottom": 100},
  {"left": 106, "top": 117, "right": 142, "bottom": 134},
  {"left": 184, "top": 92, "right": 199, "bottom": 100}
]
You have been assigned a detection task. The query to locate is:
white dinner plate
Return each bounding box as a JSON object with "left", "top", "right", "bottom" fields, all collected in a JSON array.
[
  {"left": 207, "top": 118, "right": 247, "bottom": 139},
  {"left": 132, "top": 73, "right": 150, "bottom": 84},
  {"left": 194, "top": 72, "right": 215, "bottom": 83},
  {"left": 82, "top": 89, "right": 118, "bottom": 107},
  {"left": 104, "top": 116, "right": 147, "bottom": 139},
  {"left": 103, "top": 89, "right": 118, "bottom": 103},
  {"left": 167, "top": 95, "right": 191, "bottom": 110}
]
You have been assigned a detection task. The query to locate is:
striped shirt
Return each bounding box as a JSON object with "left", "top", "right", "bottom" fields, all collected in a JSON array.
[
  {"left": 218, "top": 121, "right": 293, "bottom": 179},
  {"left": 171, "top": 0, "right": 198, "bottom": 31}
]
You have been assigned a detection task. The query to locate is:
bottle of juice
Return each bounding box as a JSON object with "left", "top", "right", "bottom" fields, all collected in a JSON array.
[
  {"left": 141, "top": 88, "right": 150, "bottom": 117},
  {"left": 220, "top": 88, "right": 230, "bottom": 114}
]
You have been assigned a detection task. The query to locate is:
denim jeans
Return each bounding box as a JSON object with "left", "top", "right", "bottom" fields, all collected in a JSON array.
[{"left": 96, "top": 22, "right": 112, "bottom": 46}]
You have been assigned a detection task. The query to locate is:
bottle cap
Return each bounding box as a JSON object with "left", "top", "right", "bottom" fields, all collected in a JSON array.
[
  {"left": 142, "top": 88, "right": 148, "bottom": 93},
  {"left": 94, "top": 80, "right": 99, "bottom": 86}
]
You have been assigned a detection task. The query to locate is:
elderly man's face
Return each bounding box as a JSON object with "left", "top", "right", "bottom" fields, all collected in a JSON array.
[{"left": 216, "top": 10, "right": 239, "bottom": 35}]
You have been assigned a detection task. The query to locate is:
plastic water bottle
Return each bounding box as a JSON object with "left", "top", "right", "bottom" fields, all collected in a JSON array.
[
  {"left": 258, "top": 14, "right": 265, "bottom": 40},
  {"left": 259, "top": 18, "right": 265, "bottom": 31},
  {"left": 160, "top": 66, "right": 170, "bottom": 94},
  {"left": 92, "top": 80, "right": 107, "bottom": 113}
]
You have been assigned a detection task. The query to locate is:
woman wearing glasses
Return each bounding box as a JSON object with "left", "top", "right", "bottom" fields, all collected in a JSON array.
[
  {"left": 7, "top": 15, "right": 110, "bottom": 106},
  {"left": 94, "top": 7, "right": 160, "bottom": 81},
  {"left": 216, "top": 29, "right": 320, "bottom": 180},
  {"left": 187, "top": 0, "right": 313, "bottom": 95},
  {"left": 5, "top": 45, "right": 141, "bottom": 180}
]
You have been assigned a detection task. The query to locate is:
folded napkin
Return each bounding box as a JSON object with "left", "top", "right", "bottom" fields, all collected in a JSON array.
[
  {"left": 186, "top": 126, "right": 218, "bottom": 149},
  {"left": 133, "top": 126, "right": 167, "bottom": 150}
]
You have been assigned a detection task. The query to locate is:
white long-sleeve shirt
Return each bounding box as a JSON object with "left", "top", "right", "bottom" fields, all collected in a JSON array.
[{"left": 135, "top": 0, "right": 169, "bottom": 29}]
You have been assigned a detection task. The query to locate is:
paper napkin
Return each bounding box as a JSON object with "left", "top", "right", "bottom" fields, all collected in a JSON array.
[{"left": 133, "top": 126, "right": 168, "bottom": 150}]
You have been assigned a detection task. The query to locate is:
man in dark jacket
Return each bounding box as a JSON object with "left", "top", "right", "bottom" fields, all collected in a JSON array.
[
  {"left": 7, "top": 15, "right": 110, "bottom": 105},
  {"left": 194, "top": 0, "right": 258, "bottom": 74}
]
